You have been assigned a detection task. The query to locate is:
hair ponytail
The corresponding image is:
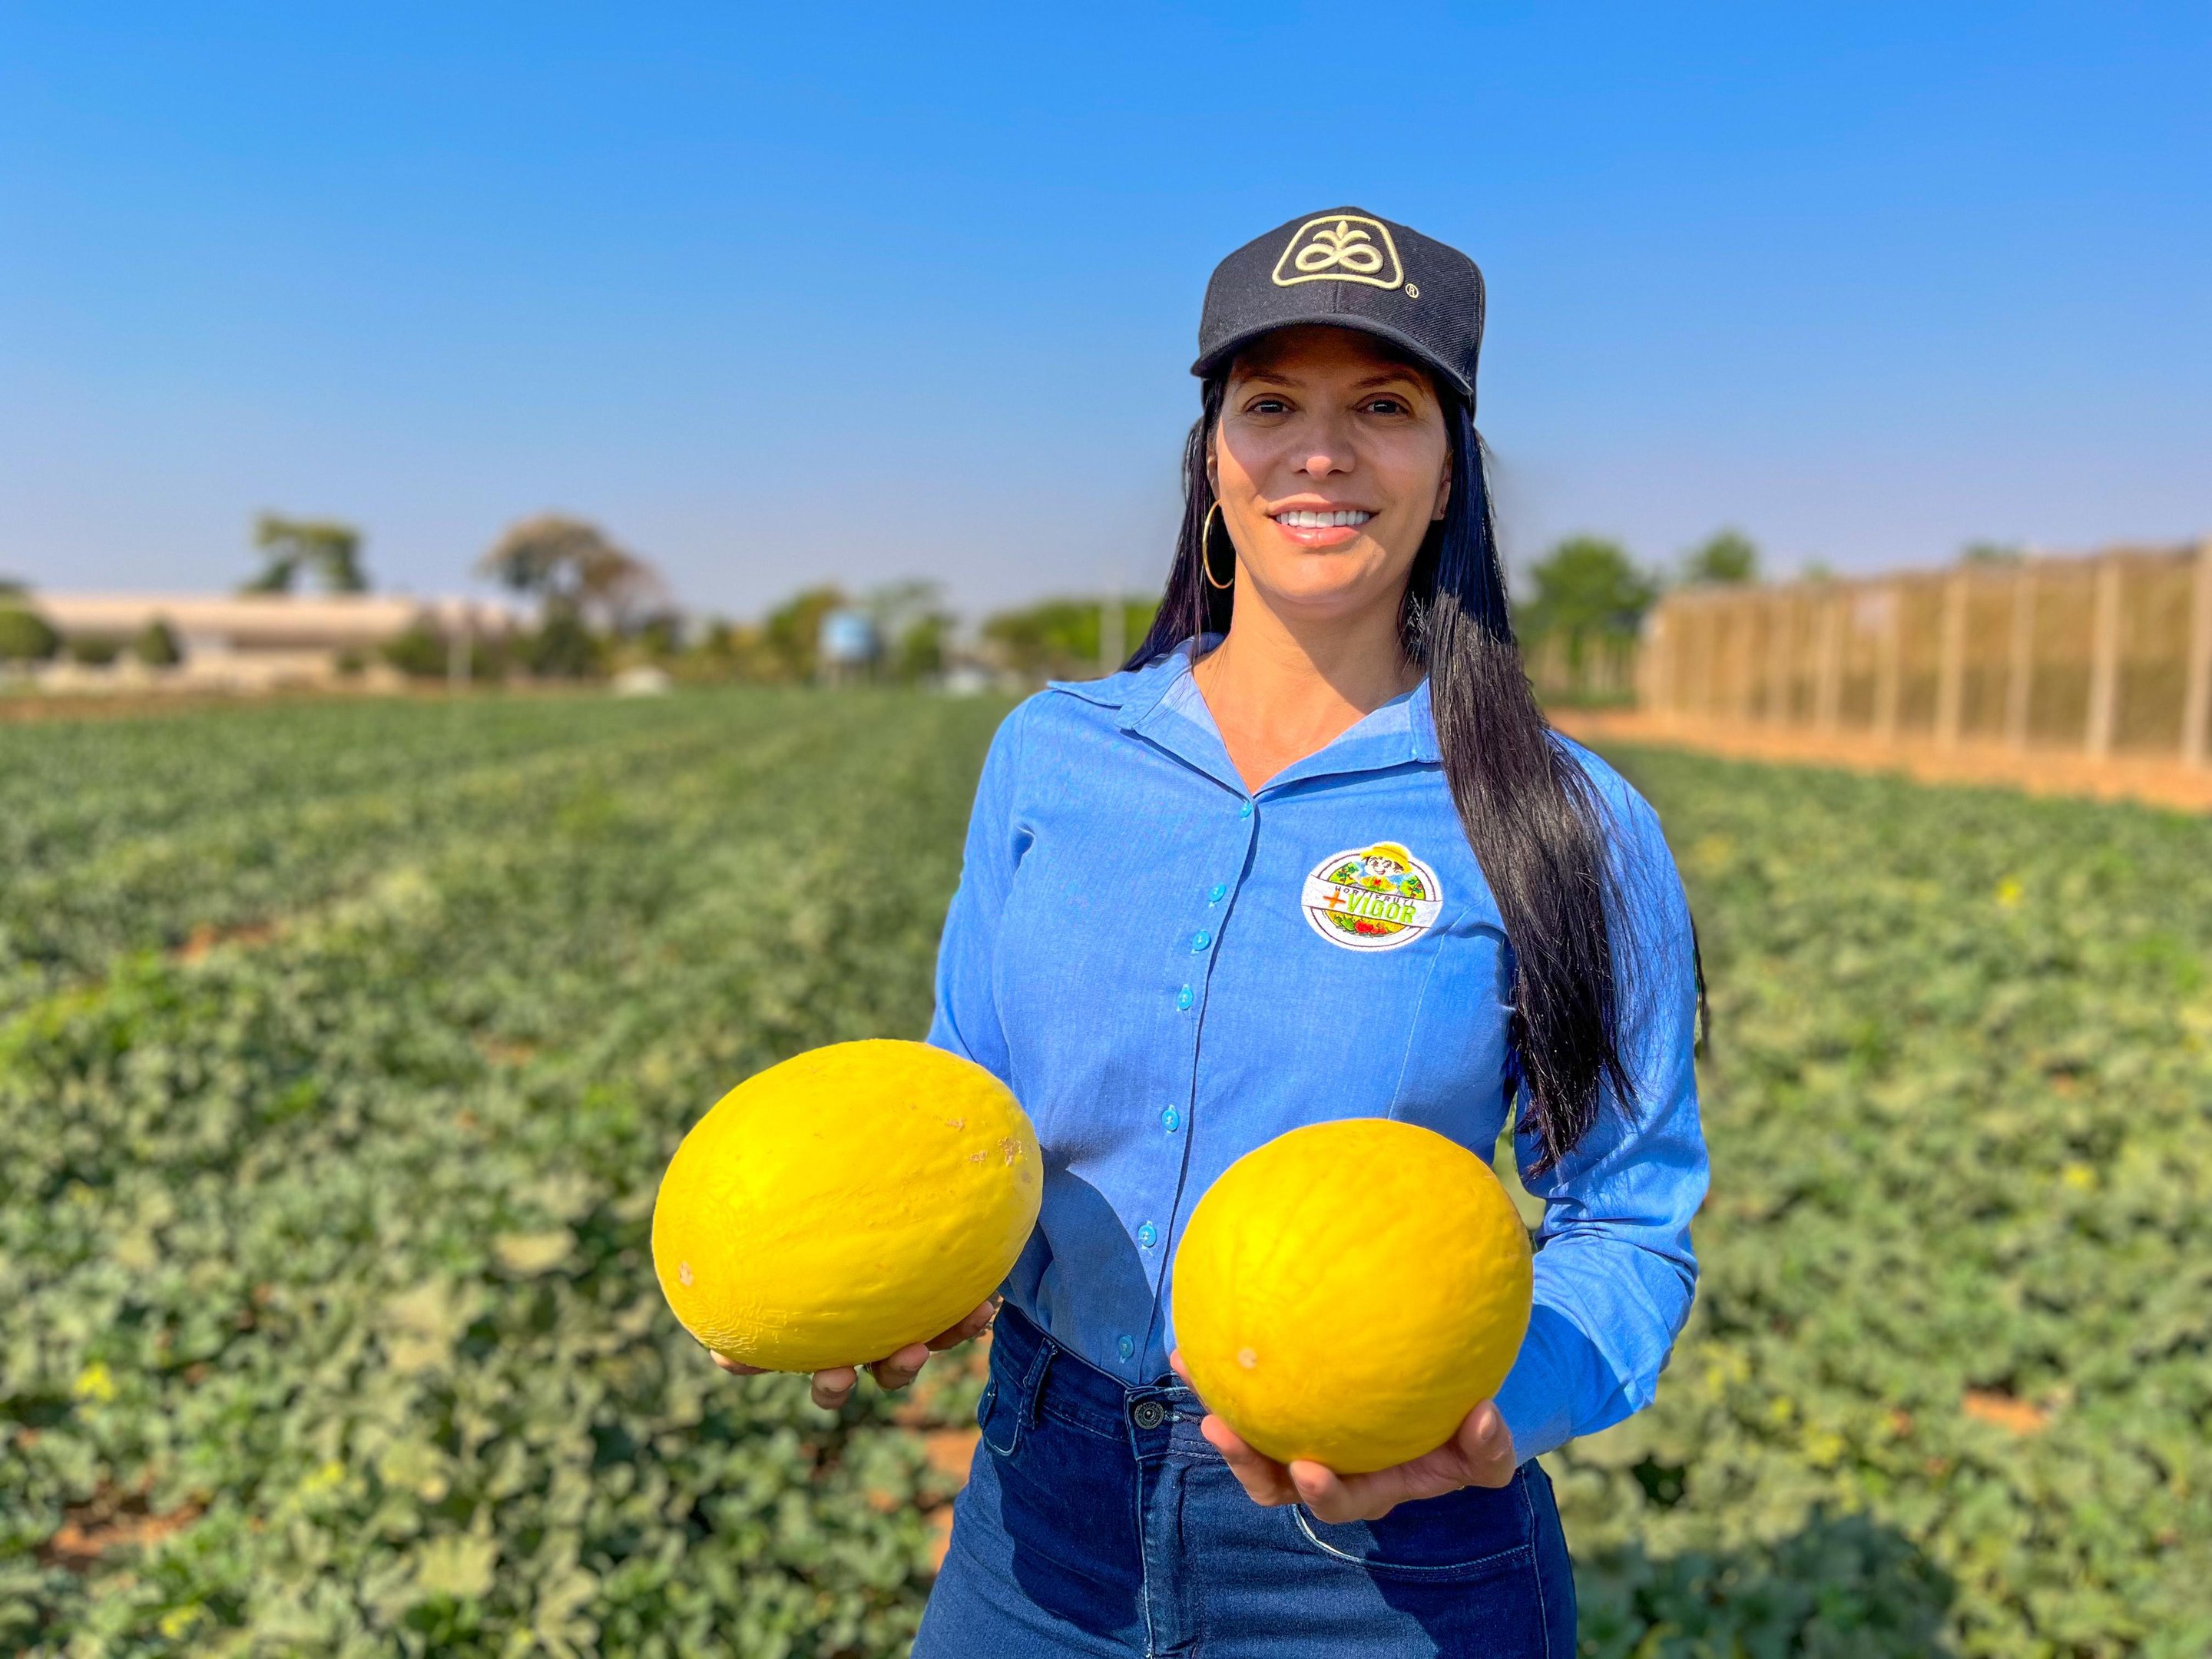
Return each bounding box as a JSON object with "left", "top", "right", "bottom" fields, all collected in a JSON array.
[{"left": 1128, "top": 373, "right": 1631, "bottom": 1171}]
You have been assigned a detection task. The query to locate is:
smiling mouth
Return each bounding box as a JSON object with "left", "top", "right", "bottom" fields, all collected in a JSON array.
[{"left": 1272, "top": 509, "right": 1374, "bottom": 528}]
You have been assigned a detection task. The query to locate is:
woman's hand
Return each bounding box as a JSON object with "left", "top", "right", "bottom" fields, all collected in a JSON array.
[
  {"left": 710, "top": 1298, "right": 1000, "bottom": 1410},
  {"left": 1168, "top": 1349, "right": 1516, "bottom": 1522}
]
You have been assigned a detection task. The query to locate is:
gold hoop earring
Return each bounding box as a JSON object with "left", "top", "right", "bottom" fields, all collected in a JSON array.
[{"left": 1200, "top": 502, "right": 1235, "bottom": 591}]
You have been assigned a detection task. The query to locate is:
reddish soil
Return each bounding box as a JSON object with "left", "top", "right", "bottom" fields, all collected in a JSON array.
[
  {"left": 174, "top": 919, "right": 283, "bottom": 964},
  {"left": 1962, "top": 1389, "right": 2051, "bottom": 1435},
  {"left": 1554, "top": 710, "right": 2212, "bottom": 816},
  {"left": 38, "top": 1479, "right": 204, "bottom": 1571},
  {"left": 0, "top": 682, "right": 599, "bottom": 726}
]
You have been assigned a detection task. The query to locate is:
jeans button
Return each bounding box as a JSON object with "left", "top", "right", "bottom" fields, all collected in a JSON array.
[{"left": 1132, "top": 1400, "right": 1166, "bottom": 1430}]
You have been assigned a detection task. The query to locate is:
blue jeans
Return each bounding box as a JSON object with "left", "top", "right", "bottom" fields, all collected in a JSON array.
[{"left": 916, "top": 1306, "right": 1576, "bottom": 1657}]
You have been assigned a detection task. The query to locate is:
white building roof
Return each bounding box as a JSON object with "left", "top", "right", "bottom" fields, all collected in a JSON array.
[{"left": 25, "top": 593, "right": 520, "bottom": 649}]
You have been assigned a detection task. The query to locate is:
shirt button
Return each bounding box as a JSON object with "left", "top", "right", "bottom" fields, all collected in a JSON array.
[
  {"left": 1161, "top": 1106, "right": 1181, "bottom": 1133},
  {"left": 1132, "top": 1400, "right": 1167, "bottom": 1430},
  {"left": 1209, "top": 882, "right": 1227, "bottom": 903},
  {"left": 1117, "top": 1335, "right": 1135, "bottom": 1362},
  {"left": 1137, "top": 1223, "right": 1157, "bottom": 1248},
  {"left": 1237, "top": 800, "right": 1253, "bottom": 820},
  {"left": 1190, "top": 930, "right": 1212, "bottom": 952},
  {"left": 1176, "top": 985, "right": 1194, "bottom": 1010}
]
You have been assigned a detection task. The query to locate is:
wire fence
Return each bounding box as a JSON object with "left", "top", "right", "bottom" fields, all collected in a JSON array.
[{"left": 1629, "top": 541, "right": 2212, "bottom": 767}]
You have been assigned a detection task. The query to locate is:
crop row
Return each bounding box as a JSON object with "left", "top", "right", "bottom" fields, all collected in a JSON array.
[
  {"left": 1561, "top": 748, "right": 2212, "bottom": 1657},
  {"left": 5, "top": 694, "right": 2207, "bottom": 1655},
  {"left": 3, "top": 692, "right": 1002, "bottom": 1656}
]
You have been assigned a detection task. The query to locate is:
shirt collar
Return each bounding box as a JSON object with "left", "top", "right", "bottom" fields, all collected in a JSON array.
[{"left": 1067, "top": 641, "right": 1440, "bottom": 796}]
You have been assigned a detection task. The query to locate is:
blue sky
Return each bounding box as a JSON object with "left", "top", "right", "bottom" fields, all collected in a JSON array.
[{"left": 2, "top": 3, "right": 2207, "bottom": 621}]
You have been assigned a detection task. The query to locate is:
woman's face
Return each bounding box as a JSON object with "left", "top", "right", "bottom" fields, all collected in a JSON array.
[{"left": 1209, "top": 325, "right": 1452, "bottom": 628}]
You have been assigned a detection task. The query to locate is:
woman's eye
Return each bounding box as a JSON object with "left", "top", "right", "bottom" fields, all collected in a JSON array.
[
  {"left": 1247, "top": 397, "right": 1290, "bottom": 415},
  {"left": 1364, "top": 397, "right": 1409, "bottom": 416}
]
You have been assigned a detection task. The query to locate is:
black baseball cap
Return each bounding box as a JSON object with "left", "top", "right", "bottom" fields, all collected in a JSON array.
[{"left": 1191, "top": 207, "right": 1485, "bottom": 409}]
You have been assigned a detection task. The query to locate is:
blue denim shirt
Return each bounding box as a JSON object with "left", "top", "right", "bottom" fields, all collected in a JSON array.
[{"left": 926, "top": 648, "right": 1707, "bottom": 1462}]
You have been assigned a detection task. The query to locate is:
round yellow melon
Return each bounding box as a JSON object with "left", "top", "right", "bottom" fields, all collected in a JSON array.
[
  {"left": 651, "top": 1039, "right": 1041, "bottom": 1373},
  {"left": 1171, "top": 1118, "right": 1532, "bottom": 1474}
]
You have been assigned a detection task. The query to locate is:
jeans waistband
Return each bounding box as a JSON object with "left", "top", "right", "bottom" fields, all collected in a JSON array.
[{"left": 988, "top": 1303, "right": 1216, "bottom": 1456}]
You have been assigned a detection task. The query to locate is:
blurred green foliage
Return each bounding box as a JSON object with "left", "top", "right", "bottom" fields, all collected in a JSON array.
[
  {"left": 979, "top": 596, "right": 1158, "bottom": 680},
  {"left": 131, "top": 621, "right": 183, "bottom": 670},
  {"left": 0, "top": 607, "right": 60, "bottom": 663},
  {"left": 3, "top": 700, "right": 2206, "bottom": 1655},
  {"left": 1517, "top": 537, "right": 1659, "bottom": 643},
  {"left": 2, "top": 692, "right": 1002, "bottom": 1656},
  {"left": 244, "top": 515, "right": 369, "bottom": 596},
  {"left": 1557, "top": 747, "right": 2212, "bottom": 1657},
  {"left": 1680, "top": 528, "right": 1760, "bottom": 585}
]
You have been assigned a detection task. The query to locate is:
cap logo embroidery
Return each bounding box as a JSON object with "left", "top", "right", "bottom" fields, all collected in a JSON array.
[
  {"left": 1271, "top": 215, "right": 1405, "bottom": 290},
  {"left": 1301, "top": 842, "right": 1442, "bottom": 951}
]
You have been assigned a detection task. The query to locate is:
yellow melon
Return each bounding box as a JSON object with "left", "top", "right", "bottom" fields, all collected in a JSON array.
[
  {"left": 651, "top": 1039, "right": 1041, "bottom": 1373},
  {"left": 1171, "top": 1118, "right": 1532, "bottom": 1473}
]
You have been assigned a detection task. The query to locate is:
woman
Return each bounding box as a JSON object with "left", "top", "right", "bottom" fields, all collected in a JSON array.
[{"left": 733, "top": 208, "right": 1707, "bottom": 1656}]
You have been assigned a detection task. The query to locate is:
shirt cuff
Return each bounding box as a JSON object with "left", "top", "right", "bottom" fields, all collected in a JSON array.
[{"left": 1492, "top": 1304, "right": 1600, "bottom": 1465}]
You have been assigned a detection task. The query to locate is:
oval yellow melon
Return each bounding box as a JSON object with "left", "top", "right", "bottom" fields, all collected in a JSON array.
[
  {"left": 1172, "top": 1118, "right": 1532, "bottom": 1474},
  {"left": 651, "top": 1039, "right": 1041, "bottom": 1373}
]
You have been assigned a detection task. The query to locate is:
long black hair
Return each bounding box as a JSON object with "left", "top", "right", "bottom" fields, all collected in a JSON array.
[{"left": 1127, "top": 363, "right": 1634, "bottom": 1171}]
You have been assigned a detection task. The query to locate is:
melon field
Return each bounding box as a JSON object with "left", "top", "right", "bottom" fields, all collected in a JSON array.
[{"left": 3, "top": 691, "right": 2207, "bottom": 1657}]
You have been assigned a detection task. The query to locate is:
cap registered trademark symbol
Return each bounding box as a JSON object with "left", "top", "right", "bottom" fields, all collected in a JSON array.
[{"left": 1404, "top": 283, "right": 1420, "bottom": 298}]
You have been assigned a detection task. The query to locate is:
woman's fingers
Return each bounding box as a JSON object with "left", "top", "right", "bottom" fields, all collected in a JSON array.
[
  {"left": 1290, "top": 1457, "right": 1420, "bottom": 1523},
  {"left": 1198, "top": 1413, "right": 1300, "bottom": 1505},
  {"left": 926, "top": 1297, "right": 1000, "bottom": 1351},
  {"left": 1169, "top": 1350, "right": 1297, "bottom": 1507},
  {"left": 1290, "top": 1401, "right": 1520, "bottom": 1523},
  {"left": 868, "top": 1341, "right": 934, "bottom": 1392},
  {"left": 1450, "top": 1400, "right": 1518, "bottom": 1488},
  {"left": 810, "top": 1366, "right": 861, "bottom": 1410},
  {"left": 708, "top": 1349, "right": 765, "bottom": 1376}
]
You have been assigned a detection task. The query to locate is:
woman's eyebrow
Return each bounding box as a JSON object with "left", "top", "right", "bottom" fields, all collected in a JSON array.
[{"left": 1349, "top": 369, "right": 1426, "bottom": 392}]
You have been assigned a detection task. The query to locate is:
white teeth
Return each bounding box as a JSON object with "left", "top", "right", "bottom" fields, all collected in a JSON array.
[{"left": 1276, "top": 510, "right": 1373, "bottom": 528}]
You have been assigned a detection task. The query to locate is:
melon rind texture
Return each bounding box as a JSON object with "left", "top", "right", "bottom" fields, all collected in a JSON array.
[
  {"left": 1171, "top": 1118, "right": 1534, "bottom": 1474},
  {"left": 651, "top": 1039, "right": 1041, "bottom": 1373}
]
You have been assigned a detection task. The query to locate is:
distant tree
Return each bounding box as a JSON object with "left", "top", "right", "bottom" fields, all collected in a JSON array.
[
  {"left": 0, "top": 606, "right": 60, "bottom": 661},
  {"left": 760, "top": 585, "right": 848, "bottom": 682},
  {"left": 0, "top": 575, "right": 24, "bottom": 597},
  {"left": 895, "top": 613, "right": 949, "bottom": 682},
  {"left": 477, "top": 515, "right": 665, "bottom": 630},
  {"left": 982, "top": 596, "right": 1160, "bottom": 680},
  {"left": 1682, "top": 528, "right": 1760, "bottom": 586},
  {"left": 634, "top": 610, "right": 687, "bottom": 660},
  {"left": 518, "top": 610, "right": 602, "bottom": 679},
  {"left": 1516, "top": 537, "right": 1660, "bottom": 642},
  {"left": 1961, "top": 541, "right": 2023, "bottom": 565},
  {"left": 244, "top": 515, "right": 369, "bottom": 594},
  {"left": 132, "top": 619, "right": 183, "bottom": 667},
  {"left": 866, "top": 579, "right": 956, "bottom": 684},
  {"left": 381, "top": 627, "right": 447, "bottom": 679},
  {"left": 70, "top": 636, "right": 122, "bottom": 666},
  {"left": 681, "top": 616, "right": 763, "bottom": 682}
]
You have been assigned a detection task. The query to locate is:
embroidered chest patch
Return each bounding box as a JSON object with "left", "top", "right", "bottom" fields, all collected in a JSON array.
[{"left": 1300, "top": 842, "right": 1444, "bottom": 952}]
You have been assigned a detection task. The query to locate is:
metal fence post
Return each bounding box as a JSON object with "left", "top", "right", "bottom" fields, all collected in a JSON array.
[
  {"left": 2183, "top": 539, "right": 2212, "bottom": 769},
  {"left": 1874, "top": 584, "right": 1902, "bottom": 742},
  {"left": 1935, "top": 574, "right": 1968, "bottom": 748},
  {"left": 1813, "top": 592, "right": 1843, "bottom": 731},
  {"left": 1766, "top": 592, "right": 1793, "bottom": 724},
  {"left": 2085, "top": 556, "right": 2123, "bottom": 760},
  {"left": 447, "top": 606, "right": 471, "bottom": 693},
  {"left": 2004, "top": 565, "right": 2035, "bottom": 750}
]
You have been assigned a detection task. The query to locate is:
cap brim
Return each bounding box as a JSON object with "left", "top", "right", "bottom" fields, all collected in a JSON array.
[{"left": 1190, "top": 316, "right": 1474, "bottom": 402}]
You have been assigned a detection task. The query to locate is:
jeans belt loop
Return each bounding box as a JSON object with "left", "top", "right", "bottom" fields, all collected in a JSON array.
[{"left": 1018, "top": 1325, "right": 1058, "bottom": 1430}]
